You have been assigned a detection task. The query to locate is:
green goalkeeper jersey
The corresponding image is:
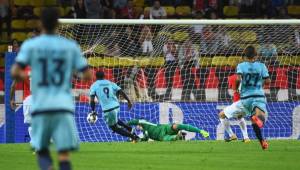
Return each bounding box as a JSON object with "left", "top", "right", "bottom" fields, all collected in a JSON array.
[{"left": 127, "top": 119, "right": 176, "bottom": 141}]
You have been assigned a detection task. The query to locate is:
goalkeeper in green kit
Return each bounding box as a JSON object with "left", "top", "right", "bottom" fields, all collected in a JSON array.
[{"left": 127, "top": 119, "right": 209, "bottom": 141}]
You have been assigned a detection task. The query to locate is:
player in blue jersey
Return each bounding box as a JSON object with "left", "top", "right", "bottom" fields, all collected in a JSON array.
[
  {"left": 11, "top": 8, "right": 92, "bottom": 170},
  {"left": 219, "top": 45, "right": 271, "bottom": 150},
  {"left": 89, "top": 71, "right": 139, "bottom": 142}
]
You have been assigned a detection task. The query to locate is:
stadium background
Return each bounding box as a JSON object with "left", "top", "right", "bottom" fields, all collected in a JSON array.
[{"left": 1, "top": 0, "right": 300, "bottom": 143}]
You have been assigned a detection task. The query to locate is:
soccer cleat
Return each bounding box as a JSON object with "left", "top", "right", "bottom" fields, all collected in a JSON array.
[
  {"left": 251, "top": 115, "right": 264, "bottom": 128},
  {"left": 260, "top": 140, "right": 269, "bottom": 150},
  {"left": 242, "top": 138, "right": 251, "bottom": 143},
  {"left": 200, "top": 130, "right": 210, "bottom": 139},
  {"left": 225, "top": 134, "right": 238, "bottom": 142}
]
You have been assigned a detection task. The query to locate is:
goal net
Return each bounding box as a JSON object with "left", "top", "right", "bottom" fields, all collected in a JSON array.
[{"left": 58, "top": 19, "right": 300, "bottom": 142}]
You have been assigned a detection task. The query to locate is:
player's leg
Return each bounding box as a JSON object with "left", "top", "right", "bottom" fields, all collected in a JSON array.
[
  {"left": 219, "top": 111, "right": 236, "bottom": 141},
  {"left": 238, "top": 118, "right": 250, "bottom": 142},
  {"left": 106, "top": 109, "right": 138, "bottom": 141},
  {"left": 52, "top": 113, "right": 80, "bottom": 170},
  {"left": 31, "top": 114, "right": 53, "bottom": 170},
  {"left": 172, "top": 124, "right": 209, "bottom": 138},
  {"left": 248, "top": 98, "right": 268, "bottom": 150},
  {"left": 117, "top": 119, "right": 132, "bottom": 132}
]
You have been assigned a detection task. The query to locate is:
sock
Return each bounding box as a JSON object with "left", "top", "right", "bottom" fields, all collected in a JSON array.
[
  {"left": 59, "top": 161, "right": 71, "bottom": 170},
  {"left": 220, "top": 118, "right": 234, "bottom": 137},
  {"left": 176, "top": 124, "right": 202, "bottom": 133},
  {"left": 238, "top": 118, "right": 249, "bottom": 139},
  {"left": 37, "top": 150, "right": 53, "bottom": 170},
  {"left": 110, "top": 125, "right": 137, "bottom": 140},
  {"left": 117, "top": 119, "right": 132, "bottom": 132},
  {"left": 252, "top": 123, "right": 264, "bottom": 142},
  {"left": 28, "top": 126, "right": 32, "bottom": 140}
]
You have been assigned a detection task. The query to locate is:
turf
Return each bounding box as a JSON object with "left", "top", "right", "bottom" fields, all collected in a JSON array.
[{"left": 0, "top": 140, "right": 299, "bottom": 170}]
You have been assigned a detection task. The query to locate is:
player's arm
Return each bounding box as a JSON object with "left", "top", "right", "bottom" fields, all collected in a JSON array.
[
  {"left": 235, "top": 74, "right": 241, "bottom": 93},
  {"left": 117, "top": 89, "right": 133, "bottom": 109},
  {"left": 10, "top": 80, "right": 17, "bottom": 110},
  {"left": 262, "top": 64, "right": 271, "bottom": 86}
]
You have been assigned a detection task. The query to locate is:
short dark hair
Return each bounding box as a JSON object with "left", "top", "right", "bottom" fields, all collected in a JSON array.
[
  {"left": 41, "top": 7, "right": 59, "bottom": 33},
  {"left": 96, "top": 71, "right": 105, "bottom": 80},
  {"left": 244, "top": 45, "right": 256, "bottom": 59}
]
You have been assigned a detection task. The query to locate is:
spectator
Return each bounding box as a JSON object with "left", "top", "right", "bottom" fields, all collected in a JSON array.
[
  {"left": 120, "top": 0, "right": 138, "bottom": 19},
  {"left": 259, "top": 43, "right": 278, "bottom": 65},
  {"left": 0, "top": 0, "right": 11, "bottom": 39},
  {"left": 108, "top": 43, "right": 121, "bottom": 56},
  {"left": 11, "top": 39, "right": 20, "bottom": 53},
  {"left": 193, "top": 0, "right": 205, "bottom": 14},
  {"left": 74, "top": 0, "right": 87, "bottom": 18},
  {"left": 162, "top": 39, "right": 178, "bottom": 100},
  {"left": 140, "top": 25, "right": 153, "bottom": 55},
  {"left": 101, "top": 0, "right": 116, "bottom": 18},
  {"left": 85, "top": 0, "right": 103, "bottom": 18},
  {"left": 114, "top": 0, "right": 128, "bottom": 9},
  {"left": 121, "top": 26, "right": 139, "bottom": 56},
  {"left": 178, "top": 40, "right": 199, "bottom": 101},
  {"left": 140, "top": 9, "right": 153, "bottom": 19},
  {"left": 150, "top": 0, "right": 167, "bottom": 19}
]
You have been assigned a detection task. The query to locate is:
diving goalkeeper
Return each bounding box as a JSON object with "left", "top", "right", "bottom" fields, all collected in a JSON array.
[{"left": 127, "top": 119, "right": 209, "bottom": 141}]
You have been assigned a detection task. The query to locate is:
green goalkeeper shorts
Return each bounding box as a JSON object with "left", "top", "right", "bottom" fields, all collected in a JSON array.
[{"left": 31, "top": 112, "right": 79, "bottom": 152}]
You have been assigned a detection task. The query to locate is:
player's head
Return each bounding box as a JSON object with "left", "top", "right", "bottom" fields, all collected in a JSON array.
[
  {"left": 41, "top": 7, "right": 59, "bottom": 34},
  {"left": 96, "top": 71, "right": 105, "bottom": 80},
  {"left": 243, "top": 45, "right": 257, "bottom": 59}
]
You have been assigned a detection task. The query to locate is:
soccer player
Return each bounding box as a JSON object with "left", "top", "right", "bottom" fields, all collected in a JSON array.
[
  {"left": 218, "top": 73, "right": 250, "bottom": 143},
  {"left": 127, "top": 119, "right": 209, "bottom": 141},
  {"left": 219, "top": 45, "right": 270, "bottom": 150},
  {"left": 89, "top": 71, "right": 139, "bottom": 141},
  {"left": 11, "top": 7, "right": 92, "bottom": 170}
]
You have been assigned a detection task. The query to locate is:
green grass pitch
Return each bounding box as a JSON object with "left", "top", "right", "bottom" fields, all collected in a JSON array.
[{"left": 0, "top": 140, "right": 299, "bottom": 170}]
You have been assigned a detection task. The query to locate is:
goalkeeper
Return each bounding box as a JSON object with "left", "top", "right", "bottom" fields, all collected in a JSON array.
[{"left": 127, "top": 119, "right": 209, "bottom": 141}]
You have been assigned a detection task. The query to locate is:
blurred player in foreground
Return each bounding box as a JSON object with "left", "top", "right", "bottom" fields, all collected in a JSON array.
[
  {"left": 127, "top": 119, "right": 209, "bottom": 141},
  {"left": 219, "top": 46, "right": 270, "bottom": 150},
  {"left": 11, "top": 7, "right": 92, "bottom": 170},
  {"left": 218, "top": 73, "right": 250, "bottom": 143},
  {"left": 89, "top": 71, "right": 139, "bottom": 141}
]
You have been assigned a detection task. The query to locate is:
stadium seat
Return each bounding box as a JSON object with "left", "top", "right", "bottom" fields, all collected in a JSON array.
[
  {"left": 144, "top": 7, "right": 151, "bottom": 13},
  {"left": 227, "top": 56, "right": 242, "bottom": 67},
  {"left": 14, "top": 0, "right": 30, "bottom": 6},
  {"left": 11, "top": 32, "right": 28, "bottom": 41},
  {"left": 119, "top": 57, "right": 135, "bottom": 67},
  {"left": 57, "top": 7, "right": 65, "bottom": 16},
  {"left": 11, "top": 19, "right": 26, "bottom": 30},
  {"left": 94, "top": 45, "right": 107, "bottom": 54},
  {"left": 29, "top": 0, "right": 43, "bottom": 7},
  {"left": 33, "top": 7, "right": 42, "bottom": 17},
  {"left": 44, "top": 0, "right": 57, "bottom": 6},
  {"left": 226, "top": 31, "right": 240, "bottom": 41},
  {"left": 175, "top": 6, "right": 192, "bottom": 17},
  {"left": 240, "top": 31, "right": 257, "bottom": 42},
  {"left": 223, "top": 6, "right": 239, "bottom": 17},
  {"left": 287, "top": 5, "right": 300, "bottom": 16},
  {"left": 0, "top": 44, "right": 7, "bottom": 53},
  {"left": 133, "top": 0, "right": 144, "bottom": 7},
  {"left": 26, "top": 19, "right": 39, "bottom": 29},
  {"left": 64, "top": 7, "right": 74, "bottom": 17},
  {"left": 164, "top": 6, "right": 175, "bottom": 17},
  {"left": 212, "top": 57, "right": 228, "bottom": 66},
  {"left": 173, "top": 31, "right": 189, "bottom": 42},
  {"left": 199, "top": 57, "right": 212, "bottom": 67}
]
